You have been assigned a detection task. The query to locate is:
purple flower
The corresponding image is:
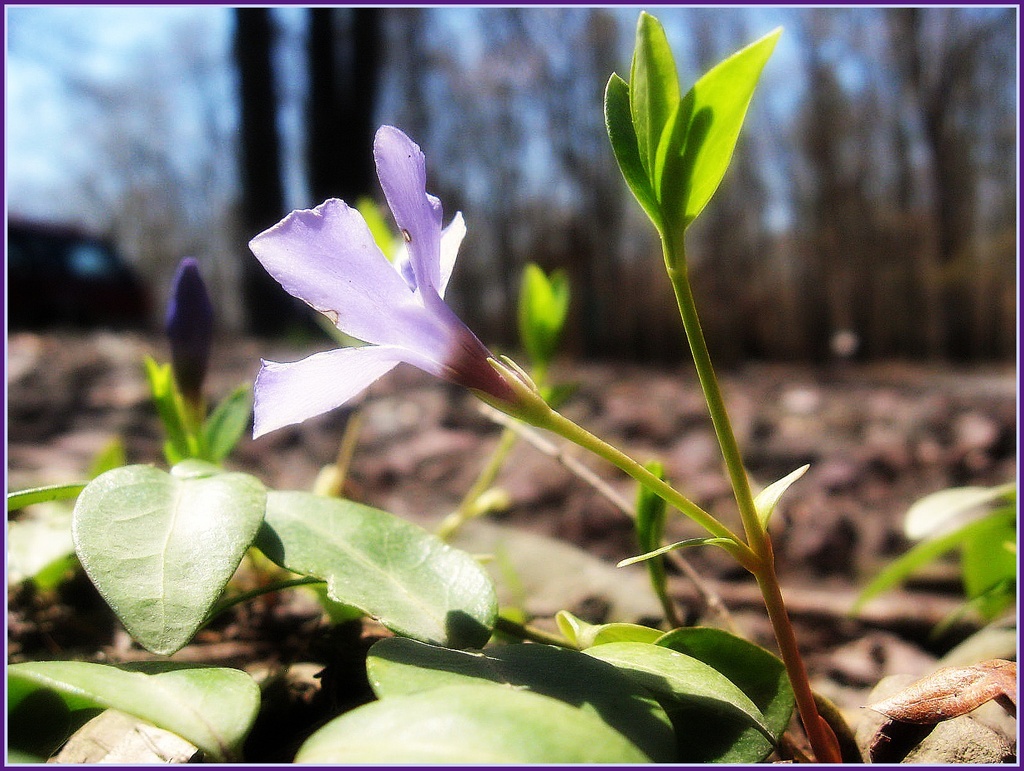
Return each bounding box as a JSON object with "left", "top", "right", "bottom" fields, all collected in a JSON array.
[
  {"left": 166, "top": 257, "right": 214, "bottom": 405},
  {"left": 249, "top": 126, "right": 516, "bottom": 439}
]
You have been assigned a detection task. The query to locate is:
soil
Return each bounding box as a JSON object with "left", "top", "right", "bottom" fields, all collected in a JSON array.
[{"left": 6, "top": 330, "right": 1018, "bottom": 761}]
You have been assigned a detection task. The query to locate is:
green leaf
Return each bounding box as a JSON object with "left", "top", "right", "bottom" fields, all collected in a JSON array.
[
  {"left": 8, "top": 661, "right": 259, "bottom": 762},
  {"left": 72, "top": 465, "right": 267, "bottom": 655},
  {"left": 605, "top": 73, "right": 662, "bottom": 231},
  {"left": 656, "top": 627, "right": 795, "bottom": 762},
  {"left": 556, "top": 610, "right": 663, "bottom": 649},
  {"left": 960, "top": 508, "right": 1016, "bottom": 619},
  {"left": 89, "top": 437, "right": 127, "bottom": 478},
  {"left": 7, "top": 505, "right": 77, "bottom": 589},
  {"left": 904, "top": 483, "right": 1015, "bottom": 539},
  {"left": 357, "top": 196, "right": 401, "bottom": 260},
  {"left": 366, "top": 637, "right": 675, "bottom": 761},
  {"left": 143, "top": 357, "right": 196, "bottom": 463},
  {"left": 202, "top": 383, "right": 253, "bottom": 462},
  {"left": 854, "top": 505, "right": 1017, "bottom": 612},
  {"left": 584, "top": 641, "right": 775, "bottom": 755},
  {"left": 7, "top": 482, "right": 87, "bottom": 512},
  {"left": 518, "top": 263, "right": 570, "bottom": 370},
  {"left": 635, "top": 460, "right": 670, "bottom": 600},
  {"left": 661, "top": 27, "right": 781, "bottom": 234},
  {"left": 295, "top": 683, "right": 651, "bottom": 763},
  {"left": 617, "top": 536, "right": 735, "bottom": 567},
  {"left": 256, "top": 490, "right": 497, "bottom": 648},
  {"left": 629, "top": 12, "right": 680, "bottom": 183},
  {"left": 754, "top": 464, "right": 809, "bottom": 530}
]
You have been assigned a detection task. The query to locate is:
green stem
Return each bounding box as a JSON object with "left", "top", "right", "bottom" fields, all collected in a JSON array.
[
  {"left": 437, "top": 426, "right": 518, "bottom": 541},
  {"left": 202, "top": 576, "right": 325, "bottom": 626},
  {"left": 494, "top": 615, "right": 574, "bottom": 648},
  {"left": 663, "top": 238, "right": 840, "bottom": 763},
  {"left": 665, "top": 252, "right": 765, "bottom": 556},
  {"left": 535, "top": 407, "right": 755, "bottom": 569}
]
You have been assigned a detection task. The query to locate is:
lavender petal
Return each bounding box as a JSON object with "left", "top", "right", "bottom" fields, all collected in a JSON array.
[
  {"left": 252, "top": 346, "right": 403, "bottom": 438},
  {"left": 249, "top": 199, "right": 419, "bottom": 348}
]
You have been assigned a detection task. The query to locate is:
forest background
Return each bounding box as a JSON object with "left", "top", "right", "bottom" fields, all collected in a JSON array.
[{"left": 6, "top": 6, "right": 1018, "bottom": 363}]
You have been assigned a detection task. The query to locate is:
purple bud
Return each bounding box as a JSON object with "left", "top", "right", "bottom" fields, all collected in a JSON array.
[{"left": 166, "top": 257, "right": 214, "bottom": 404}]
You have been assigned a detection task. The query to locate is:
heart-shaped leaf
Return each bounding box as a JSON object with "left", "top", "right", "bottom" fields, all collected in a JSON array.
[
  {"left": 72, "top": 464, "right": 267, "bottom": 655},
  {"left": 656, "top": 627, "right": 795, "bottom": 762},
  {"left": 295, "top": 683, "right": 651, "bottom": 763},
  {"left": 584, "top": 640, "right": 774, "bottom": 758},
  {"left": 256, "top": 490, "right": 497, "bottom": 648},
  {"left": 367, "top": 637, "right": 675, "bottom": 761},
  {"left": 8, "top": 661, "right": 260, "bottom": 762}
]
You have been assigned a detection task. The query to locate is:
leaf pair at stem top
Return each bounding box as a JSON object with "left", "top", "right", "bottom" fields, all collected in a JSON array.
[{"left": 606, "top": 12, "right": 780, "bottom": 257}]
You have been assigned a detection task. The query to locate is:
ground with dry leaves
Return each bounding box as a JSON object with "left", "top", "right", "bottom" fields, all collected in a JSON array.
[{"left": 7, "top": 331, "right": 1017, "bottom": 761}]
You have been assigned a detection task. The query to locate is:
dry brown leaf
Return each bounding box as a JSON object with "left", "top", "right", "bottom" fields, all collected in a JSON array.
[{"left": 866, "top": 658, "right": 1017, "bottom": 725}]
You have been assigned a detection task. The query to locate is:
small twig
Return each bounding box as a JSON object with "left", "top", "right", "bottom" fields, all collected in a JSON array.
[{"left": 478, "top": 402, "right": 736, "bottom": 632}]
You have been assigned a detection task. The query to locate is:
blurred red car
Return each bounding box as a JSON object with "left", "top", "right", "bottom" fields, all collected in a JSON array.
[{"left": 6, "top": 218, "right": 152, "bottom": 329}]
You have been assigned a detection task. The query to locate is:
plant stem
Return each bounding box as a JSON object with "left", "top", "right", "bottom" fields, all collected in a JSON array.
[
  {"left": 663, "top": 239, "right": 841, "bottom": 763},
  {"left": 437, "top": 425, "right": 518, "bottom": 541},
  {"left": 535, "top": 408, "right": 756, "bottom": 569},
  {"left": 665, "top": 258, "right": 766, "bottom": 556},
  {"left": 494, "top": 615, "right": 574, "bottom": 648},
  {"left": 203, "top": 576, "right": 325, "bottom": 626},
  {"left": 753, "top": 555, "right": 842, "bottom": 763}
]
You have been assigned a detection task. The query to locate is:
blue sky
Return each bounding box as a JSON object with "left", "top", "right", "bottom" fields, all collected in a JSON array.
[{"left": 6, "top": 6, "right": 811, "bottom": 231}]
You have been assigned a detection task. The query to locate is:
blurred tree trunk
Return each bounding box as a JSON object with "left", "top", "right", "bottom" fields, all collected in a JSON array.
[
  {"left": 233, "top": 8, "right": 296, "bottom": 335},
  {"left": 888, "top": 8, "right": 1009, "bottom": 359},
  {"left": 306, "top": 8, "right": 382, "bottom": 204}
]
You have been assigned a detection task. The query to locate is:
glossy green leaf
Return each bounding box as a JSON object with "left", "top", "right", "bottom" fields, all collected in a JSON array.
[
  {"left": 584, "top": 641, "right": 774, "bottom": 751},
  {"left": 629, "top": 12, "right": 680, "bottom": 183},
  {"left": 754, "top": 464, "right": 809, "bottom": 530},
  {"left": 518, "top": 263, "right": 570, "bottom": 370},
  {"left": 7, "top": 482, "right": 87, "bottom": 512},
  {"left": 256, "top": 490, "right": 497, "bottom": 648},
  {"left": 8, "top": 661, "right": 260, "bottom": 762},
  {"left": 72, "top": 465, "right": 267, "bottom": 655},
  {"left": 661, "top": 27, "right": 781, "bottom": 234},
  {"left": 854, "top": 505, "right": 1017, "bottom": 612},
  {"left": 656, "top": 627, "right": 795, "bottom": 762},
  {"left": 367, "top": 637, "right": 675, "bottom": 761},
  {"left": 295, "top": 683, "right": 651, "bottom": 763},
  {"left": 556, "top": 610, "right": 663, "bottom": 649},
  {"left": 604, "top": 73, "right": 662, "bottom": 230},
  {"left": 617, "top": 536, "right": 735, "bottom": 567},
  {"left": 202, "top": 383, "right": 253, "bottom": 462}
]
